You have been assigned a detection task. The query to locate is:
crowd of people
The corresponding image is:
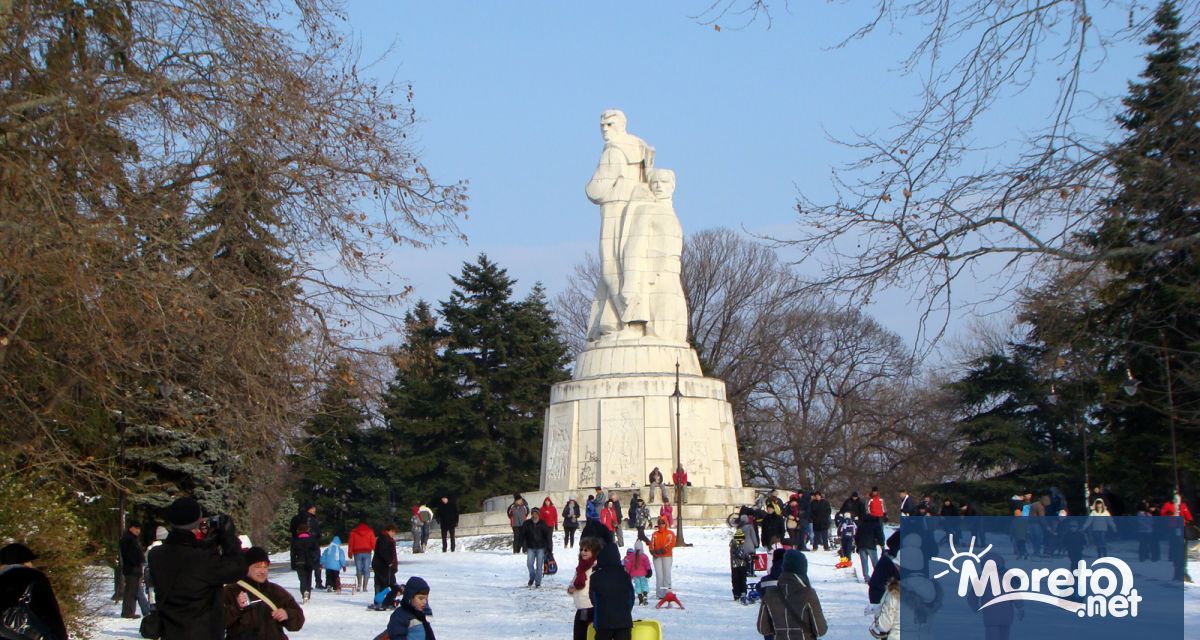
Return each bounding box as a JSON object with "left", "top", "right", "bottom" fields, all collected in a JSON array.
[{"left": 4, "top": 477, "right": 1195, "bottom": 640}]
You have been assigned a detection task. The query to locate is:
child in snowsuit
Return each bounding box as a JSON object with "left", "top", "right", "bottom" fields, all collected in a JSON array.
[
  {"left": 837, "top": 513, "right": 858, "bottom": 560},
  {"left": 729, "top": 529, "right": 752, "bottom": 601},
  {"left": 386, "top": 576, "right": 434, "bottom": 640},
  {"left": 320, "top": 535, "right": 348, "bottom": 591},
  {"left": 623, "top": 541, "right": 653, "bottom": 606}
]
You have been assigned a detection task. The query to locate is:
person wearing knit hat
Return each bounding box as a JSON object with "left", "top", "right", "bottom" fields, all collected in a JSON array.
[
  {"left": 386, "top": 576, "right": 434, "bottom": 639},
  {"left": 147, "top": 497, "right": 246, "bottom": 640},
  {"left": 0, "top": 543, "right": 68, "bottom": 640},
  {"left": 758, "top": 549, "right": 827, "bottom": 639},
  {"left": 223, "top": 546, "right": 305, "bottom": 640},
  {"left": 729, "top": 529, "right": 752, "bottom": 601},
  {"left": 165, "top": 496, "right": 203, "bottom": 530}
]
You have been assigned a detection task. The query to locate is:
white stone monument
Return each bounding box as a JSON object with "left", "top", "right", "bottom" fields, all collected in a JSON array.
[{"left": 539, "top": 109, "right": 745, "bottom": 492}]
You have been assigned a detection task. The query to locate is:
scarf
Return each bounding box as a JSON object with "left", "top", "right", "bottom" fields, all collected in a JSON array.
[{"left": 572, "top": 554, "right": 597, "bottom": 590}]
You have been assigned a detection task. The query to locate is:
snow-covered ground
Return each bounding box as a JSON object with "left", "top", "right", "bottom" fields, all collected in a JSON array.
[{"left": 93, "top": 526, "right": 1199, "bottom": 639}]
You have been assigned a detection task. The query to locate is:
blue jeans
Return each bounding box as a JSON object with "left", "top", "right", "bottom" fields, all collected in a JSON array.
[
  {"left": 354, "top": 553, "right": 371, "bottom": 578},
  {"left": 526, "top": 548, "right": 545, "bottom": 586}
]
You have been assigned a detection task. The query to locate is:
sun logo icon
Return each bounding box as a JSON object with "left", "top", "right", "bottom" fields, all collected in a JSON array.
[{"left": 931, "top": 534, "right": 993, "bottom": 580}]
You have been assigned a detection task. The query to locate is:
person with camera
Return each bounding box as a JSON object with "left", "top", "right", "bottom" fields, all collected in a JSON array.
[
  {"left": 147, "top": 496, "right": 247, "bottom": 640},
  {"left": 223, "top": 547, "right": 305, "bottom": 640}
]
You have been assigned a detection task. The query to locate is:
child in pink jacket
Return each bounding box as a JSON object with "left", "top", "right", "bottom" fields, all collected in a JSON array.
[{"left": 623, "top": 540, "right": 653, "bottom": 605}]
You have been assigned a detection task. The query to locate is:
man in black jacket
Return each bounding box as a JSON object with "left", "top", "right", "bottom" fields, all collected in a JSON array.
[
  {"left": 520, "top": 508, "right": 553, "bottom": 588},
  {"left": 147, "top": 497, "right": 246, "bottom": 640},
  {"left": 371, "top": 523, "right": 398, "bottom": 595},
  {"left": 810, "top": 492, "right": 833, "bottom": 551},
  {"left": 119, "top": 523, "right": 149, "bottom": 618},
  {"left": 433, "top": 495, "right": 459, "bottom": 553}
]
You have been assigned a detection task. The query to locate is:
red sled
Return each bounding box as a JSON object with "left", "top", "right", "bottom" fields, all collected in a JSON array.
[
  {"left": 834, "top": 558, "right": 854, "bottom": 569},
  {"left": 655, "top": 591, "right": 685, "bottom": 609}
]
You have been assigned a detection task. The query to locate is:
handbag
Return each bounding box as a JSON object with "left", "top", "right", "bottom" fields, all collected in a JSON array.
[
  {"left": 543, "top": 554, "right": 558, "bottom": 576},
  {"left": 1, "top": 584, "right": 54, "bottom": 640},
  {"left": 138, "top": 611, "right": 161, "bottom": 640}
]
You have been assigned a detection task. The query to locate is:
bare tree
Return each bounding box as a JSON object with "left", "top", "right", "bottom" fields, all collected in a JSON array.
[
  {"left": 699, "top": 1, "right": 1199, "bottom": 347},
  {"left": 553, "top": 228, "right": 959, "bottom": 492}
]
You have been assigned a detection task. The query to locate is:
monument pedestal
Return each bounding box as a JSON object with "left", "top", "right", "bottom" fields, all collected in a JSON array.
[{"left": 540, "top": 337, "right": 743, "bottom": 491}]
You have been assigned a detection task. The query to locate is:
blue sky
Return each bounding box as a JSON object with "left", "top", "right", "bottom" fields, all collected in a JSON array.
[{"left": 341, "top": 1, "right": 1148, "bottom": 349}]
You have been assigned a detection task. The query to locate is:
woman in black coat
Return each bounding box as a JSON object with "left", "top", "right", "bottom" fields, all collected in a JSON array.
[
  {"left": 588, "top": 541, "right": 634, "bottom": 640},
  {"left": 761, "top": 502, "right": 787, "bottom": 548},
  {"left": 0, "top": 544, "right": 68, "bottom": 640}
]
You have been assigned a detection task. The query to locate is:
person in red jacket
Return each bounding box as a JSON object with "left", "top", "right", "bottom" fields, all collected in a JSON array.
[
  {"left": 1161, "top": 496, "right": 1195, "bottom": 582},
  {"left": 600, "top": 500, "right": 619, "bottom": 533},
  {"left": 541, "top": 497, "right": 559, "bottom": 532},
  {"left": 347, "top": 520, "right": 376, "bottom": 592}
]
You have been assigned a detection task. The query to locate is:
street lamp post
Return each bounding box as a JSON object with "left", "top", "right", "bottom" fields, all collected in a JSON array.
[{"left": 671, "top": 361, "right": 690, "bottom": 547}]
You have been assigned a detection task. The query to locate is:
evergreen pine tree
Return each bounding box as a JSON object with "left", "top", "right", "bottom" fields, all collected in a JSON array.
[
  {"left": 376, "top": 301, "right": 460, "bottom": 516},
  {"left": 1087, "top": 0, "right": 1200, "bottom": 503},
  {"left": 948, "top": 348, "right": 1084, "bottom": 512},
  {"left": 291, "top": 359, "right": 367, "bottom": 541}
]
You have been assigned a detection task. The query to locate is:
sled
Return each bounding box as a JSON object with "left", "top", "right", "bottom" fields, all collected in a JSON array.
[
  {"left": 655, "top": 590, "right": 684, "bottom": 609},
  {"left": 587, "top": 619, "right": 663, "bottom": 640}
]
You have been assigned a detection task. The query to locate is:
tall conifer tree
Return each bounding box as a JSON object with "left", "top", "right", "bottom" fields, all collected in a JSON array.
[{"left": 1088, "top": 0, "right": 1200, "bottom": 502}]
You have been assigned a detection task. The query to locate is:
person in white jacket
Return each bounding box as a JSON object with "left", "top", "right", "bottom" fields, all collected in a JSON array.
[
  {"left": 871, "top": 578, "right": 900, "bottom": 639},
  {"left": 566, "top": 537, "right": 602, "bottom": 640}
]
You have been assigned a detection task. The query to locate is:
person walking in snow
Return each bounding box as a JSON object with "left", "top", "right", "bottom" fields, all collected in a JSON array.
[
  {"left": 288, "top": 504, "right": 323, "bottom": 590},
  {"left": 648, "top": 518, "right": 676, "bottom": 598},
  {"left": 541, "top": 497, "right": 559, "bottom": 546},
  {"left": 507, "top": 494, "right": 530, "bottom": 554},
  {"left": 600, "top": 500, "right": 619, "bottom": 537},
  {"left": 589, "top": 540, "right": 634, "bottom": 640},
  {"left": 623, "top": 540, "right": 652, "bottom": 606},
  {"left": 562, "top": 498, "right": 582, "bottom": 548},
  {"left": 119, "top": 521, "right": 151, "bottom": 618},
  {"left": 810, "top": 492, "right": 832, "bottom": 551},
  {"left": 0, "top": 543, "right": 68, "bottom": 640},
  {"left": 289, "top": 524, "right": 319, "bottom": 602},
  {"left": 610, "top": 496, "right": 625, "bottom": 547},
  {"left": 521, "top": 507, "right": 554, "bottom": 588},
  {"left": 434, "top": 495, "right": 459, "bottom": 553},
  {"left": 729, "top": 529, "right": 753, "bottom": 601},
  {"left": 567, "top": 537, "right": 602, "bottom": 640},
  {"left": 409, "top": 506, "right": 425, "bottom": 554},
  {"left": 222, "top": 546, "right": 305, "bottom": 640},
  {"left": 348, "top": 520, "right": 376, "bottom": 592},
  {"left": 319, "top": 536, "right": 348, "bottom": 592},
  {"left": 758, "top": 549, "right": 827, "bottom": 640},
  {"left": 585, "top": 495, "right": 600, "bottom": 523}
]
